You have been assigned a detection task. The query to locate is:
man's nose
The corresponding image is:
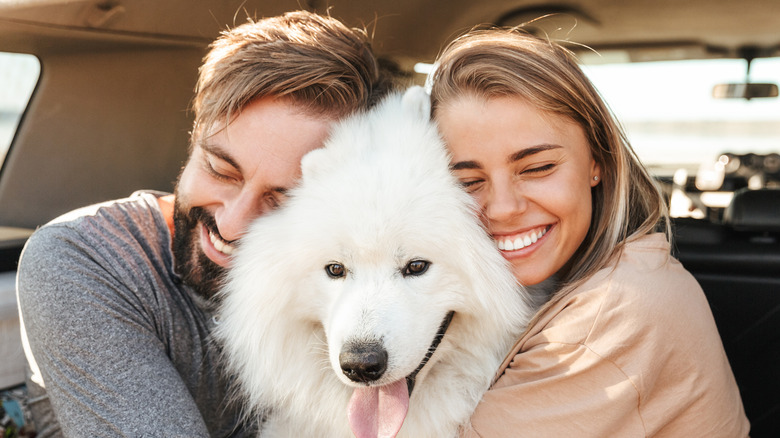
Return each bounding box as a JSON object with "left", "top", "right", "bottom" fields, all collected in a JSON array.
[{"left": 214, "top": 192, "right": 267, "bottom": 242}]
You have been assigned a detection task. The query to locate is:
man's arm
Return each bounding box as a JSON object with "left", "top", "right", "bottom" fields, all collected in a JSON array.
[{"left": 17, "top": 224, "right": 211, "bottom": 437}]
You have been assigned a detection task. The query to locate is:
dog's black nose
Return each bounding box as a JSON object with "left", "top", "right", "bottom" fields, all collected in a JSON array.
[{"left": 339, "top": 341, "right": 388, "bottom": 383}]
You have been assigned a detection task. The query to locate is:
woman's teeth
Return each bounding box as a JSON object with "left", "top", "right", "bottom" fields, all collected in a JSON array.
[
  {"left": 209, "top": 230, "right": 235, "bottom": 255},
  {"left": 497, "top": 227, "right": 548, "bottom": 251}
]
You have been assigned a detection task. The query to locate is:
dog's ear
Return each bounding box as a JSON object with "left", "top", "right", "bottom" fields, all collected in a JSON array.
[
  {"left": 401, "top": 86, "right": 432, "bottom": 121},
  {"left": 300, "top": 147, "right": 329, "bottom": 181}
]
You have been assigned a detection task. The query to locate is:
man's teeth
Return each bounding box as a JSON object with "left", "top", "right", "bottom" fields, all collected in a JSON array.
[
  {"left": 209, "top": 231, "right": 235, "bottom": 255},
  {"left": 496, "top": 227, "right": 548, "bottom": 251}
]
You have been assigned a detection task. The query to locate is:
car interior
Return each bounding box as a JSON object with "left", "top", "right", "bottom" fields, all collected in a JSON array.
[{"left": 1, "top": 0, "right": 778, "bottom": 436}]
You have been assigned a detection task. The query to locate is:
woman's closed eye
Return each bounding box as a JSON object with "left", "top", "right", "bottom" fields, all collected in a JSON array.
[
  {"left": 459, "top": 178, "right": 484, "bottom": 192},
  {"left": 521, "top": 163, "right": 556, "bottom": 175}
]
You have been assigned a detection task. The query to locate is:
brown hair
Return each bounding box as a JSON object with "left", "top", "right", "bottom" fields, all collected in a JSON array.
[
  {"left": 191, "top": 10, "right": 390, "bottom": 143},
  {"left": 430, "top": 29, "right": 670, "bottom": 300}
]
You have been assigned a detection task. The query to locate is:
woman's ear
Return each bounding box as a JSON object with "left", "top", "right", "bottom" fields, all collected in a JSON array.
[{"left": 590, "top": 161, "right": 602, "bottom": 187}]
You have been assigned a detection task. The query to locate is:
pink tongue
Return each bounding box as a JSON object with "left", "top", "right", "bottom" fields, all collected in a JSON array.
[{"left": 347, "top": 379, "right": 410, "bottom": 438}]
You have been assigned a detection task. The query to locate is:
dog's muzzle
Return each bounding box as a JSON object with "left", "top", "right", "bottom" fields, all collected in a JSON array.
[{"left": 339, "top": 311, "right": 455, "bottom": 394}]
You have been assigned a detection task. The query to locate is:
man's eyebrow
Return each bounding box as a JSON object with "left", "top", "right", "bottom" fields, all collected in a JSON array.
[
  {"left": 200, "top": 141, "right": 242, "bottom": 173},
  {"left": 509, "top": 144, "right": 562, "bottom": 163}
]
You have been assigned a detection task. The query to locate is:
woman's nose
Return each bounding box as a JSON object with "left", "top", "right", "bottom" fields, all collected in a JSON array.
[{"left": 484, "top": 180, "right": 527, "bottom": 223}]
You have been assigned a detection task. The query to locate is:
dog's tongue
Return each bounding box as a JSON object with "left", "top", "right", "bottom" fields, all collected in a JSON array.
[{"left": 347, "top": 379, "right": 409, "bottom": 438}]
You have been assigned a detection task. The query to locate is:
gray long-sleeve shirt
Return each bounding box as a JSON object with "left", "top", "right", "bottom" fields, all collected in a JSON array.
[{"left": 17, "top": 191, "right": 255, "bottom": 437}]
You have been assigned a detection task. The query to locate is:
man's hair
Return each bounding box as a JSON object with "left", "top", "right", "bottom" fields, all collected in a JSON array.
[
  {"left": 430, "top": 29, "right": 670, "bottom": 299},
  {"left": 191, "top": 10, "right": 388, "bottom": 143}
]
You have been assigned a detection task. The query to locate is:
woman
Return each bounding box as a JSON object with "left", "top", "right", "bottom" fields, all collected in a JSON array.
[{"left": 429, "top": 29, "right": 749, "bottom": 437}]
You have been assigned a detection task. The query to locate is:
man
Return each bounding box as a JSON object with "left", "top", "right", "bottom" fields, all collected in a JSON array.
[{"left": 17, "top": 11, "right": 390, "bottom": 437}]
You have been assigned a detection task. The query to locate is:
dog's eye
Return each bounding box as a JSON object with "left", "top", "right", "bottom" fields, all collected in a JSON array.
[
  {"left": 403, "top": 260, "right": 430, "bottom": 277},
  {"left": 325, "top": 263, "right": 346, "bottom": 279}
]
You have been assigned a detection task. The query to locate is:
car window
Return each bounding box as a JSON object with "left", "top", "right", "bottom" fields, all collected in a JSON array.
[
  {"left": 582, "top": 57, "right": 780, "bottom": 218},
  {"left": 0, "top": 52, "right": 40, "bottom": 166},
  {"left": 582, "top": 58, "right": 780, "bottom": 176}
]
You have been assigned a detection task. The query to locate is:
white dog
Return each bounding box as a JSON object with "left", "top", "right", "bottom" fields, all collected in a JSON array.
[{"left": 214, "top": 88, "right": 536, "bottom": 437}]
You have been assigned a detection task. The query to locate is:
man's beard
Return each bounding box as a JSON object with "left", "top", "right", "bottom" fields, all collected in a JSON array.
[{"left": 171, "top": 198, "right": 227, "bottom": 301}]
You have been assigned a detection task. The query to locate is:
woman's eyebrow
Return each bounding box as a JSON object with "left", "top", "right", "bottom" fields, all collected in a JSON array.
[
  {"left": 450, "top": 144, "right": 563, "bottom": 171},
  {"left": 450, "top": 160, "right": 481, "bottom": 171},
  {"left": 509, "top": 144, "right": 562, "bottom": 163}
]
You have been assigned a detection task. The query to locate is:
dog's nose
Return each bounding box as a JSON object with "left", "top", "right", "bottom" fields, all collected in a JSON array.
[{"left": 339, "top": 341, "right": 388, "bottom": 383}]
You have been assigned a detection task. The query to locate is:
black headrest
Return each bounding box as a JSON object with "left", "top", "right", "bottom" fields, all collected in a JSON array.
[{"left": 723, "top": 188, "right": 780, "bottom": 232}]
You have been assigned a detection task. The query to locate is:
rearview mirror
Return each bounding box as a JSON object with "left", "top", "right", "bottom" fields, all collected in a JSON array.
[{"left": 712, "top": 83, "right": 779, "bottom": 100}]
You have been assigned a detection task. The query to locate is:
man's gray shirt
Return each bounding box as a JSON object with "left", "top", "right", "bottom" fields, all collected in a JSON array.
[{"left": 17, "top": 191, "right": 254, "bottom": 437}]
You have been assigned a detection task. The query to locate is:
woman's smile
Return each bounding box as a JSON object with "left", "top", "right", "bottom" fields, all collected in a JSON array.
[{"left": 494, "top": 225, "right": 550, "bottom": 252}]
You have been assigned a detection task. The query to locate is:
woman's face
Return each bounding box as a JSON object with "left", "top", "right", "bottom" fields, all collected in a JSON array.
[{"left": 436, "top": 95, "right": 600, "bottom": 285}]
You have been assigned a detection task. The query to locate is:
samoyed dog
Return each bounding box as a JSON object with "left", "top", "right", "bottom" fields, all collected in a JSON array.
[{"left": 214, "top": 88, "right": 536, "bottom": 437}]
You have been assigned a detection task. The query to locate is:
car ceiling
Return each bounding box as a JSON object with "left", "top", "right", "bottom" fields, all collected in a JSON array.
[{"left": 1, "top": 0, "right": 779, "bottom": 69}]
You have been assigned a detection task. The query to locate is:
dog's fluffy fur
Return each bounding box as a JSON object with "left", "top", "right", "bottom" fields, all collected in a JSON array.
[{"left": 214, "top": 88, "right": 536, "bottom": 437}]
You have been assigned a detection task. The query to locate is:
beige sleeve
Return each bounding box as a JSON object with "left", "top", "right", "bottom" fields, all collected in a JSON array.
[
  {"left": 463, "top": 235, "right": 749, "bottom": 437},
  {"left": 463, "top": 340, "right": 646, "bottom": 437}
]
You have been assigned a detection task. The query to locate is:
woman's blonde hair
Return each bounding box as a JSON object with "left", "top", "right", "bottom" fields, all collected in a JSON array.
[
  {"left": 191, "top": 10, "right": 390, "bottom": 144},
  {"left": 430, "top": 28, "right": 670, "bottom": 299}
]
